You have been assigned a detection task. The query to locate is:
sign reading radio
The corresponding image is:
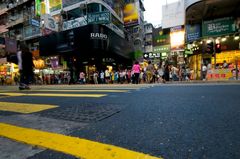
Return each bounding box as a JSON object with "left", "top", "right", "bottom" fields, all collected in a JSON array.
[{"left": 90, "top": 33, "right": 108, "bottom": 40}]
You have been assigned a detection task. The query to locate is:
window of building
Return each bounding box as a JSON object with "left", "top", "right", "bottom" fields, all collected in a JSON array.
[
  {"left": 87, "top": 3, "right": 100, "bottom": 13},
  {"left": 112, "top": 15, "right": 123, "bottom": 31}
]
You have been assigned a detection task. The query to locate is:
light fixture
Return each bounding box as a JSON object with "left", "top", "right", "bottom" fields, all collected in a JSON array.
[
  {"left": 234, "top": 36, "right": 240, "bottom": 40},
  {"left": 221, "top": 37, "right": 227, "bottom": 42},
  {"left": 215, "top": 39, "right": 220, "bottom": 44},
  {"left": 207, "top": 39, "right": 212, "bottom": 44}
]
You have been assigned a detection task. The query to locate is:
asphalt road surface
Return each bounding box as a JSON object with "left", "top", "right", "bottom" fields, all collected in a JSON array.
[{"left": 0, "top": 83, "right": 240, "bottom": 159}]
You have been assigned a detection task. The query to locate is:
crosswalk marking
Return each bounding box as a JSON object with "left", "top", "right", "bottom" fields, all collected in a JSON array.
[
  {"left": 0, "top": 102, "right": 58, "bottom": 114},
  {"left": 0, "top": 93, "right": 107, "bottom": 98},
  {"left": 0, "top": 123, "right": 162, "bottom": 159}
]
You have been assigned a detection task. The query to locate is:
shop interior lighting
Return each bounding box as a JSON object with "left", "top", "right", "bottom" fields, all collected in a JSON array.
[
  {"left": 207, "top": 39, "right": 212, "bottom": 43},
  {"left": 215, "top": 39, "right": 220, "bottom": 44},
  {"left": 221, "top": 37, "right": 227, "bottom": 42},
  {"left": 234, "top": 36, "right": 240, "bottom": 40},
  {"left": 200, "top": 41, "right": 203, "bottom": 44}
]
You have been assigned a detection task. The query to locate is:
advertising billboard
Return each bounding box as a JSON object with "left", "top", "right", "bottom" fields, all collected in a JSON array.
[
  {"left": 35, "top": 0, "right": 41, "bottom": 16},
  {"left": 186, "top": 24, "right": 201, "bottom": 42},
  {"left": 49, "top": 0, "right": 62, "bottom": 12},
  {"left": 123, "top": 3, "right": 139, "bottom": 27},
  {"left": 202, "top": 17, "right": 236, "bottom": 37},
  {"left": 170, "top": 26, "right": 185, "bottom": 51},
  {"left": 153, "top": 28, "right": 170, "bottom": 46}
]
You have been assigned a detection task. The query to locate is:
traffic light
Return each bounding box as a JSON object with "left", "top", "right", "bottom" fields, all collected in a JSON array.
[
  {"left": 215, "top": 43, "right": 221, "bottom": 53},
  {"left": 206, "top": 42, "right": 214, "bottom": 54}
]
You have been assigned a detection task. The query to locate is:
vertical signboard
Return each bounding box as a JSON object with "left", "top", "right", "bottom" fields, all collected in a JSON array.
[
  {"left": 123, "top": 2, "right": 139, "bottom": 27},
  {"left": 35, "top": 0, "right": 41, "bottom": 16}
]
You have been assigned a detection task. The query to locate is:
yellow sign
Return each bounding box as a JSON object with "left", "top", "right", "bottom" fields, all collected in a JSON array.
[
  {"left": 212, "top": 50, "right": 240, "bottom": 64},
  {"left": 123, "top": 3, "right": 139, "bottom": 26},
  {"left": 33, "top": 59, "right": 45, "bottom": 69},
  {"left": 49, "top": 0, "right": 62, "bottom": 12}
]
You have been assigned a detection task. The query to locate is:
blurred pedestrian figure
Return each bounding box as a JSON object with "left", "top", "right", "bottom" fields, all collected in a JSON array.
[
  {"left": 79, "top": 71, "right": 85, "bottom": 84},
  {"left": 202, "top": 64, "right": 207, "bottom": 81},
  {"left": 132, "top": 61, "right": 141, "bottom": 84},
  {"left": 105, "top": 69, "right": 110, "bottom": 84},
  {"left": 17, "top": 43, "right": 33, "bottom": 90},
  {"left": 93, "top": 71, "right": 98, "bottom": 84},
  {"left": 100, "top": 71, "right": 105, "bottom": 84},
  {"left": 146, "top": 61, "right": 154, "bottom": 83}
]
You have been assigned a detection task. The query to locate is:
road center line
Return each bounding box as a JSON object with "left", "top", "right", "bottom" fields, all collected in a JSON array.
[{"left": 0, "top": 123, "right": 162, "bottom": 159}]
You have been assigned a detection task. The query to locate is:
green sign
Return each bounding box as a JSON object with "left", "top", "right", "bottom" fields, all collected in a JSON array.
[
  {"left": 35, "top": 0, "right": 41, "bottom": 16},
  {"left": 202, "top": 17, "right": 236, "bottom": 37},
  {"left": 153, "top": 45, "right": 170, "bottom": 53},
  {"left": 87, "top": 12, "right": 110, "bottom": 24}
]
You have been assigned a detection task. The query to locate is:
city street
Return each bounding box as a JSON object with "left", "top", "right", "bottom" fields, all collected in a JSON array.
[{"left": 0, "top": 83, "right": 240, "bottom": 159}]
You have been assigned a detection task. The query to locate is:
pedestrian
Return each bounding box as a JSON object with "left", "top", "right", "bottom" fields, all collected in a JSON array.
[
  {"left": 146, "top": 61, "right": 154, "bottom": 83},
  {"left": 132, "top": 61, "right": 141, "bottom": 84},
  {"left": 100, "top": 71, "right": 105, "bottom": 84},
  {"left": 17, "top": 43, "right": 34, "bottom": 90},
  {"left": 202, "top": 64, "right": 207, "bottom": 81},
  {"left": 93, "top": 71, "right": 98, "bottom": 84},
  {"left": 79, "top": 71, "right": 85, "bottom": 84},
  {"left": 105, "top": 69, "right": 110, "bottom": 84}
]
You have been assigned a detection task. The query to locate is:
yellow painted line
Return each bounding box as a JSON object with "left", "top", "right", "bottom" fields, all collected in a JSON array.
[
  {"left": 0, "top": 93, "right": 107, "bottom": 98},
  {"left": 0, "top": 123, "right": 162, "bottom": 159},
  {"left": 0, "top": 102, "right": 58, "bottom": 114},
  {"left": 35, "top": 89, "right": 128, "bottom": 93}
]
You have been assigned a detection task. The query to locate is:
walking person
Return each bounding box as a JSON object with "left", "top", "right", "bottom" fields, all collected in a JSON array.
[
  {"left": 132, "top": 61, "right": 141, "bottom": 84},
  {"left": 93, "top": 71, "right": 98, "bottom": 84},
  {"left": 146, "top": 61, "right": 154, "bottom": 83},
  {"left": 17, "top": 43, "right": 34, "bottom": 90}
]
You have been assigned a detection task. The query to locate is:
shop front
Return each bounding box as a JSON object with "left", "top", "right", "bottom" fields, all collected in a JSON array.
[{"left": 39, "top": 24, "right": 134, "bottom": 83}]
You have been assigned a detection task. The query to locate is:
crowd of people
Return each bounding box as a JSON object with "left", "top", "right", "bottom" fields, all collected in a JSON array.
[
  {"left": 76, "top": 61, "right": 192, "bottom": 85},
  {"left": 1, "top": 61, "right": 193, "bottom": 86}
]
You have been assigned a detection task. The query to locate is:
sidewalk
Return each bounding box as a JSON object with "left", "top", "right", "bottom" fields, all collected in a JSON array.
[{"left": 1, "top": 81, "right": 240, "bottom": 91}]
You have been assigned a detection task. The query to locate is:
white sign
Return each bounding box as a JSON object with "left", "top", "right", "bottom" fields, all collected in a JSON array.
[
  {"left": 90, "top": 33, "right": 108, "bottom": 40},
  {"left": 63, "top": 17, "right": 87, "bottom": 31},
  {"left": 41, "top": 14, "right": 58, "bottom": 32}
]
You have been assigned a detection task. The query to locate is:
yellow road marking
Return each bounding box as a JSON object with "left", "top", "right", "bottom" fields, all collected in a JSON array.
[
  {"left": 0, "top": 123, "right": 162, "bottom": 159},
  {"left": 33, "top": 89, "right": 128, "bottom": 93},
  {"left": 0, "top": 93, "right": 107, "bottom": 98},
  {"left": 0, "top": 102, "right": 58, "bottom": 113}
]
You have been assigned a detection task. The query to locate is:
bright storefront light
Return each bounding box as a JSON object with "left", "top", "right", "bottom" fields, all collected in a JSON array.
[{"left": 170, "top": 31, "right": 185, "bottom": 48}]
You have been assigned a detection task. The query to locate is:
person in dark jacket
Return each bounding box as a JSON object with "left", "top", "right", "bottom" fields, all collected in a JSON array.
[{"left": 17, "top": 43, "right": 34, "bottom": 90}]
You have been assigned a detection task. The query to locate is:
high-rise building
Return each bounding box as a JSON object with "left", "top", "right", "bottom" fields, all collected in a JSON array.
[
  {"left": 0, "top": 0, "right": 40, "bottom": 54},
  {"left": 123, "top": 0, "right": 145, "bottom": 54},
  {"left": 39, "top": 0, "right": 135, "bottom": 81},
  {"left": 143, "top": 22, "right": 153, "bottom": 55}
]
